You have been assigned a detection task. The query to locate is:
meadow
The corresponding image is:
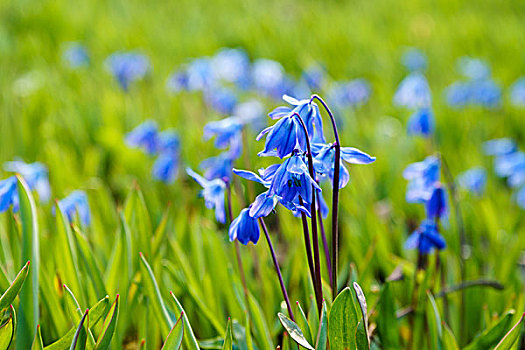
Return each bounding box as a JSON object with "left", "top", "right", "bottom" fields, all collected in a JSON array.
[{"left": 0, "top": 0, "right": 524, "bottom": 348}]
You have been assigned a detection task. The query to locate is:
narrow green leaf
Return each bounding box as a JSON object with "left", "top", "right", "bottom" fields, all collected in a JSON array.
[
  {"left": 70, "top": 309, "right": 89, "bottom": 350},
  {"left": 71, "top": 227, "right": 107, "bottom": 297},
  {"left": 426, "top": 291, "right": 442, "bottom": 350},
  {"left": 94, "top": 295, "right": 120, "bottom": 350},
  {"left": 222, "top": 318, "right": 233, "bottom": 350},
  {"left": 328, "top": 287, "right": 359, "bottom": 350},
  {"left": 356, "top": 321, "right": 368, "bottom": 350},
  {"left": 16, "top": 176, "right": 39, "bottom": 350},
  {"left": 0, "top": 261, "right": 30, "bottom": 313},
  {"left": 169, "top": 292, "right": 200, "bottom": 350},
  {"left": 377, "top": 283, "right": 400, "bottom": 348},
  {"left": 464, "top": 310, "right": 515, "bottom": 350},
  {"left": 442, "top": 322, "right": 459, "bottom": 350},
  {"left": 162, "top": 313, "right": 184, "bottom": 350},
  {"left": 31, "top": 324, "right": 44, "bottom": 350},
  {"left": 248, "top": 294, "right": 273, "bottom": 350},
  {"left": 315, "top": 301, "right": 328, "bottom": 350},
  {"left": 353, "top": 282, "right": 369, "bottom": 349},
  {"left": 277, "top": 313, "right": 314, "bottom": 350},
  {"left": 0, "top": 306, "right": 15, "bottom": 350},
  {"left": 494, "top": 312, "right": 525, "bottom": 350},
  {"left": 295, "top": 302, "right": 313, "bottom": 346},
  {"left": 139, "top": 252, "right": 172, "bottom": 336}
]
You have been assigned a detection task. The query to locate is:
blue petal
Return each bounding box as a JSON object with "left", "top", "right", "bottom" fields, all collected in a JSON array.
[{"left": 340, "top": 147, "right": 376, "bottom": 164}]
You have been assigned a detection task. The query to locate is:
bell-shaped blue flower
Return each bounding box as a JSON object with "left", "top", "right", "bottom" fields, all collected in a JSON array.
[
  {"left": 212, "top": 48, "right": 251, "bottom": 88},
  {"left": 228, "top": 208, "right": 260, "bottom": 245},
  {"left": 57, "top": 190, "right": 91, "bottom": 226},
  {"left": 233, "top": 99, "right": 265, "bottom": 129},
  {"left": 153, "top": 153, "right": 179, "bottom": 183},
  {"left": 328, "top": 79, "right": 371, "bottom": 110},
  {"left": 494, "top": 152, "right": 525, "bottom": 178},
  {"left": 425, "top": 185, "right": 447, "bottom": 221},
  {"left": 62, "top": 42, "right": 89, "bottom": 68},
  {"left": 158, "top": 130, "right": 180, "bottom": 154},
  {"left": 252, "top": 59, "right": 285, "bottom": 99},
  {"left": 257, "top": 113, "right": 306, "bottom": 158},
  {"left": 402, "top": 48, "right": 427, "bottom": 72},
  {"left": 407, "top": 108, "right": 434, "bottom": 137},
  {"left": 200, "top": 152, "right": 234, "bottom": 181},
  {"left": 510, "top": 77, "right": 525, "bottom": 107},
  {"left": 393, "top": 73, "right": 432, "bottom": 109},
  {"left": 186, "top": 168, "right": 226, "bottom": 223},
  {"left": 457, "top": 57, "right": 491, "bottom": 81},
  {"left": 126, "top": 120, "right": 159, "bottom": 154},
  {"left": 0, "top": 177, "right": 18, "bottom": 213},
  {"left": 445, "top": 80, "right": 501, "bottom": 108},
  {"left": 105, "top": 52, "right": 149, "bottom": 91},
  {"left": 302, "top": 64, "right": 326, "bottom": 91},
  {"left": 483, "top": 138, "right": 517, "bottom": 156},
  {"left": 204, "top": 116, "right": 244, "bottom": 149},
  {"left": 458, "top": 168, "right": 487, "bottom": 195},
  {"left": 4, "top": 160, "right": 51, "bottom": 203},
  {"left": 405, "top": 219, "right": 446, "bottom": 255},
  {"left": 403, "top": 156, "right": 441, "bottom": 203},
  {"left": 204, "top": 87, "right": 238, "bottom": 115}
]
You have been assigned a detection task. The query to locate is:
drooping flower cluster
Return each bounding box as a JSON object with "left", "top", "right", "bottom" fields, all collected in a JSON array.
[
  {"left": 444, "top": 57, "right": 501, "bottom": 108},
  {"left": 230, "top": 94, "right": 375, "bottom": 245},
  {"left": 126, "top": 120, "right": 181, "bottom": 184},
  {"left": 403, "top": 155, "right": 447, "bottom": 255},
  {"left": 483, "top": 138, "right": 525, "bottom": 208},
  {"left": 393, "top": 48, "right": 434, "bottom": 138}
]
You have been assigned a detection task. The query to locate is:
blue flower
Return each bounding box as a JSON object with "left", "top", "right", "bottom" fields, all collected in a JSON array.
[
  {"left": 328, "top": 79, "right": 371, "bottom": 109},
  {"left": 200, "top": 152, "right": 234, "bottom": 180},
  {"left": 166, "top": 70, "right": 190, "bottom": 93},
  {"left": 516, "top": 186, "right": 525, "bottom": 209},
  {"left": 510, "top": 77, "right": 525, "bottom": 107},
  {"left": 393, "top": 73, "right": 432, "bottom": 109},
  {"left": 407, "top": 107, "right": 434, "bottom": 137},
  {"left": 405, "top": 219, "right": 446, "bottom": 254},
  {"left": 186, "top": 168, "right": 226, "bottom": 223},
  {"left": 302, "top": 64, "right": 326, "bottom": 91},
  {"left": 153, "top": 153, "right": 179, "bottom": 183},
  {"left": 257, "top": 113, "right": 306, "bottom": 159},
  {"left": 494, "top": 152, "right": 525, "bottom": 178},
  {"left": 457, "top": 168, "right": 487, "bottom": 195},
  {"left": 204, "top": 87, "right": 238, "bottom": 115},
  {"left": 403, "top": 156, "right": 441, "bottom": 203},
  {"left": 425, "top": 186, "right": 447, "bottom": 220},
  {"left": 233, "top": 99, "right": 265, "bottom": 130},
  {"left": 402, "top": 48, "right": 427, "bottom": 72},
  {"left": 212, "top": 48, "right": 251, "bottom": 88},
  {"left": 457, "top": 57, "right": 491, "bottom": 81},
  {"left": 62, "top": 42, "right": 89, "bottom": 68},
  {"left": 273, "top": 95, "right": 325, "bottom": 142},
  {"left": 4, "top": 160, "right": 51, "bottom": 202},
  {"left": 483, "top": 138, "right": 517, "bottom": 156},
  {"left": 126, "top": 120, "right": 159, "bottom": 154},
  {"left": 0, "top": 177, "right": 18, "bottom": 213},
  {"left": 445, "top": 80, "right": 501, "bottom": 108},
  {"left": 313, "top": 143, "right": 376, "bottom": 188},
  {"left": 158, "top": 130, "right": 180, "bottom": 154},
  {"left": 203, "top": 116, "right": 244, "bottom": 149},
  {"left": 252, "top": 59, "right": 286, "bottom": 98},
  {"left": 57, "top": 190, "right": 91, "bottom": 226},
  {"left": 105, "top": 52, "right": 149, "bottom": 91},
  {"left": 228, "top": 208, "right": 260, "bottom": 245}
]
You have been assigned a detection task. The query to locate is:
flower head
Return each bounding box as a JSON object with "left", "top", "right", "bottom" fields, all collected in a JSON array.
[
  {"left": 0, "top": 177, "right": 18, "bottom": 213},
  {"left": 457, "top": 167, "right": 486, "bottom": 195},
  {"left": 4, "top": 160, "right": 50, "bottom": 202},
  {"left": 405, "top": 219, "right": 446, "bottom": 254},
  {"left": 212, "top": 48, "right": 251, "bottom": 88},
  {"left": 105, "top": 52, "right": 149, "bottom": 91},
  {"left": 402, "top": 48, "right": 427, "bottom": 72},
  {"left": 57, "top": 190, "right": 91, "bottom": 226},
  {"left": 257, "top": 112, "right": 306, "bottom": 158},
  {"left": 126, "top": 120, "right": 159, "bottom": 154},
  {"left": 457, "top": 57, "right": 491, "bottom": 81},
  {"left": 328, "top": 79, "right": 371, "bottom": 109},
  {"left": 204, "top": 116, "right": 244, "bottom": 149},
  {"left": 153, "top": 153, "right": 179, "bottom": 183},
  {"left": 510, "top": 77, "right": 525, "bottom": 107},
  {"left": 228, "top": 208, "right": 260, "bottom": 245},
  {"left": 186, "top": 168, "right": 226, "bottom": 223},
  {"left": 483, "top": 138, "right": 517, "bottom": 156},
  {"left": 445, "top": 80, "right": 501, "bottom": 108},
  {"left": 204, "top": 87, "right": 238, "bottom": 115},
  {"left": 407, "top": 107, "right": 434, "bottom": 137},
  {"left": 425, "top": 185, "right": 447, "bottom": 221},
  {"left": 403, "top": 156, "right": 441, "bottom": 203},
  {"left": 393, "top": 73, "right": 432, "bottom": 109},
  {"left": 62, "top": 42, "right": 89, "bottom": 68},
  {"left": 252, "top": 59, "right": 287, "bottom": 99}
]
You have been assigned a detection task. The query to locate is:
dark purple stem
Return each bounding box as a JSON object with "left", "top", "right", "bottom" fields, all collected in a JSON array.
[
  {"left": 316, "top": 192, "right": 333, "bottom": 287},
  {"left": 259, "top": 218, "right": 295, "bottom": 321},
  {"left": 292, "top": 112, "right": 323, "bottom": 314},
  {"left": 310, "top": 94, "right": 341, "bottom": 300}
]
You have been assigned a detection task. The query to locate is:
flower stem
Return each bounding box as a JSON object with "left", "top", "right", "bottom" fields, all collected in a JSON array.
[
  {"left": 299, "top": 202, "right": 318, "bottom": 301},
  {"left": 310, "top": 94, "right": 341, "bottom": 300},
  {"left": 316, "top": 192, "right": 333, "bottom": 287},
  {"left": 259, "top": 218, "right": 295, "bottom": 321}
]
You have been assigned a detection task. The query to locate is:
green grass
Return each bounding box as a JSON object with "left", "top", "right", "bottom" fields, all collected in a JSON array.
[{"left": 0, "top": 0, "right": 525, "bottom": 348}]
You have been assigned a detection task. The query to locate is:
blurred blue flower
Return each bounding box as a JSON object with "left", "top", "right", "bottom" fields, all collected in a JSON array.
[
  {"left": 233, "top": 99, "right": 265, "bottom": 130},
  {"left": 516, "top": 186, "right": 525, "bottom": 209},
  {"left": 204, "top": 87, "right": 238, "bottom": 114},
  {"left": 158, "top": 130, "right": 180, "bottom": 154},
  {"left": 457, "top": 167, "right": 487, "bottom": 195},
  {"left": 212, "top": 48, "right": 251, "bottom": 88},
  {"left": 105, "top": 52, "right": 149, "bottom": 91},
  {"left": 4, "top": 160, "right": 51, "bottom": 202},
  {"left": 62, "top": 42, "right": 89, "bottom": 68},
  {"left": 186, "top": 58, "right": 215, "bottom": 91},
  {"left": 126, "top": 120, "right": 159, "bottom": 154},
  {"left": 403, "top": 156, "right": 441, "bottom": 203},
  {"left": 402, "top": 48, "right": 427, "bottom": 72},
  {"left": 204, "top": 116, "right": 244, "bottom": 149},
  {"left": 457, "top": 57, "right": 491, "bottom": 81},
  {"left": 407, "top": 107, "right": 434, "bottom": 137},
  {"left": 302, "top": 64, "right": 326, "bottom": 91},
  {"left": 252, "top": 59, "right": 286, "bottom": 98},
  {"left": 0, "top": 177, "right": 18, "bottom": 213},
  {"left": 328, "top": 79, "right": 371, "bottom": 109},
  {"left": 200, "top": 152, "right": 234, "bottom": 180},
  {"left": 153, "top": 153, "right": 179, "bottom": 183},
  {"left": 166, "top": 70, "right": 189, "bottom": 93},
  {"left": 405, "top": 219, "right": 446, "bottom": 254},
  {"left": 57, "top": 190, "right": 91, "bottom": 226},
  {"left": 393, "top": 73, "right": 432, "bottom": 109},
  {"left": 425, "top": 185, "right": 447, "bottom": 220},
  {"left": 494, "top": 152, "right": 525, "bottom": 178},
  {"left": 483, "top": 138, "right": 517, "bottom": 156},
  {"left": 228, "top": 208, "right": 260, "bottom": 245},
  {"left": 313, "top": 143, "right": 376, "bottom": 188},
  {"left": 510, "top": 77, "right": 525, "bottom": 107},
  {"left": 445, "top": 80, "right": 501, "bottom": 108},
  {"left": 186, "top": 168, "right": 227, "bottom": 223}
]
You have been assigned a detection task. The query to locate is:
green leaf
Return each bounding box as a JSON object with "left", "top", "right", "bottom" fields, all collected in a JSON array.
[
  {"left": 94, "top": 295, "right": 120, "bottom": 350},
  {"left": 70, "top": 309, "right": 89, "bottom": 350},
  {"left": 442, "top": 322, "right": 459, "bottom": 350},
  {"left": 162, "top": 313, "right": 184, "bottom": 350},
  {"left": 494, "top": 312, "right": 525, "bottom": 350},
  {"left": 353, "top": 282, "right": 369, "bottom": 350},
  {"left": 464, "top": 310, "right": 515, "bottom": 350},
  {"left": 315, "top": 301, "right": 328, "bottom": 350},
  {"left": 356, "top": 321, "right": 368, "bottom": 350},
  {"left": 0, "top": 306, "right": 16, "bottom": 350},
  {"left": 0, "top": 261, "right": 30, "bottom": 313},
  {"left": 377, "top": 283, "right": 400, "bottom": 349},
  {"left": 328, "top": 287, "right": 359, "bottom": 350},
  {"left": 426, "top": 291, "right": 442, "bottom": 350},
  {"left": 16, "top": 176, "right": 39, "bottom": 350},
  {"left": 169, "top": 292, "right": 200, "bottom": 350},
  {"left": 247, "top": 294, "right": 273, "bottom": 350},
  {"left": 222, "top": 318, "right": 233, "bottom": 350},
  {"left": 31, "top": 325, "right": 44, "bottom": 350},
  {"left": 139, "top": 252, "right": 173, "bottom": 336},
  {"left": 71, "top": 227, "right": 106, "bottom": 298},
  {"left": 277, "top": 313, "right": 314, "bottom": 350},
  {"left": 295, "top": 302, "right": 313, "bottom": 346}
]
